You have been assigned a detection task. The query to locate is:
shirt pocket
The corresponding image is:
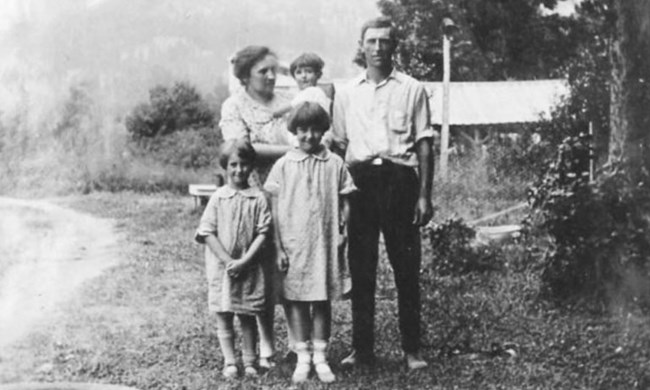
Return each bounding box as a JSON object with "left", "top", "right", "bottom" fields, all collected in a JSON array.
[{"left": 388, "top": 110, "right": 409, "bottom": 133}]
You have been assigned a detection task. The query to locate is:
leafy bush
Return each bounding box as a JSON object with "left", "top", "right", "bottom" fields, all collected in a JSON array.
[
  {"left": 125, "top": 81, "right": 215, "bottom": 141},
  {"left": 135, "top": 127, "right": 222, "bottom": 170},
  {"left": 528, "top": 134, "right": 650, "bottom": 308},
  {"left": 425, "top": 219, "right": 501, "bottom": 276}
]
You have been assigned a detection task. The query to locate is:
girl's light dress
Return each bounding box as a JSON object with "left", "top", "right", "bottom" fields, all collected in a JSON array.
[
  {"left": 264, "top": 147, "right": 356, "bottom": 301},
  {"left": 195, "top": 185, "right": 272, "bottom": 314}
]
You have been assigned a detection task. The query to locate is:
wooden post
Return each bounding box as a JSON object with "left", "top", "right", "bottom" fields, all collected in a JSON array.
[
  {"left": 440, "top": 33, "right": 451, "bottom": 180},
  {"left": 589, "top": 121, "right": 594, "bottom": 182}
]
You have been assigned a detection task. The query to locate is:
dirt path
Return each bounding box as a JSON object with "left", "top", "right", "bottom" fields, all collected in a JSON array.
[{"left": 0, "top": 197, "right": 120, "bottom": 350}]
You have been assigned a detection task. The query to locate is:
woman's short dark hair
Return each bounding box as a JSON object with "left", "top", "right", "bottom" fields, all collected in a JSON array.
[
  {"left": 231, "top": 45, "right": 275, "bottom": 84},
  {"left": 218, "top": 139, "right": 257, "bottom": 169},
  {"left": 287, "top": 102, "right": 330, "bottom": 135},
  {"left": 290, "top": 52, "right": 325, "bottom": 78}
]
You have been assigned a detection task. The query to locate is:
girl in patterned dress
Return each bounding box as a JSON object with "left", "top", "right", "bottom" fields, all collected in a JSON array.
[
  {"left": 219, "top": 46, "right": 294, "bottom": 368},
  {"left": 264, "top": 102, "right": 356, "bottom": 383},
  {"left": 195, "top": 139, "right": 272, "bottom": 378}
]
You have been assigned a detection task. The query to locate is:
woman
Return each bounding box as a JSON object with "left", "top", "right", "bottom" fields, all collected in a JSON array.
[
  {"left": 220, "top": 45, "right": 294, "bottom": 185},
  {"left": 218, "top": 45, "right": 293, "bottom": 370}
]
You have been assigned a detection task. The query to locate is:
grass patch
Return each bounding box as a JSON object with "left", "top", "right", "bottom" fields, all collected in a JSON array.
[{"left": 0, "top": 190, "right": 649, "bottom": 389}]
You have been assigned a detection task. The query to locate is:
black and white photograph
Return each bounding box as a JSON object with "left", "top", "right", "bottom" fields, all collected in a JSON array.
[{"left": 1, "top": 0, "right": 649, "bottom": 388}]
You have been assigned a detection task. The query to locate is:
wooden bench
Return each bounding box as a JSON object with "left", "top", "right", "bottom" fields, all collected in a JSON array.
[{"left": 189, "top": 184, "right": 218, "bottom": 209}]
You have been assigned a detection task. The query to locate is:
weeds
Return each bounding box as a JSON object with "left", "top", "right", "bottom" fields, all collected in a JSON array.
[
  {"left": 528, "top": 134, "right": 650, "bottom": 310},
  {"left": 1, "top": 192, "right": 649, "bottom": 388}
]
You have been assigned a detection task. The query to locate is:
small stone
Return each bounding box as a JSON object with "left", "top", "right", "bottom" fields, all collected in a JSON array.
[
  {"left": 504, "top": 348, "right": 517, "bottom": 358},
  {"left": 36, "top": 362, "right": 54, "bottom": 374}
]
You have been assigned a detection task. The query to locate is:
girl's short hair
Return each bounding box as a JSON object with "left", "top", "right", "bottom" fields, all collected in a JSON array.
[
  {"left": 232, "top": 46, "right": 275, "bottom": 84},
  {"left": 218, "top": 139, "right": 257, "bottom": 169},
  {"left": 290, "top": 52, "right": 325, "bottom": 78},
  {"left": 287, "top": 102, "right": 330, "bottom": 134}
]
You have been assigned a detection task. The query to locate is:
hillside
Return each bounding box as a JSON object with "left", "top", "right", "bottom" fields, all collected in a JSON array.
[{"left": 0, "top": 0, "right": 379, "bottom": 115}]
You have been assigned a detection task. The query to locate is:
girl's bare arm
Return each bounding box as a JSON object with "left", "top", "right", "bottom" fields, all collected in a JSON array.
[
  {"left": 341, "top": 196, "right": 351, "bottom": 229},
  {"left": 226, "top": 232, "right": 267, "bottom": 277},
  {"left": 204, "top": 234, "right": 234, "bottom": 265},
  {"left": 272, "top": 104, "right": 292, "bottom": 118},
  {"left": 237, "top": 233, "right": 266, "bottom": 266},
  {"left": 271, "top": 195, "right": 289, "bottom": 272}
]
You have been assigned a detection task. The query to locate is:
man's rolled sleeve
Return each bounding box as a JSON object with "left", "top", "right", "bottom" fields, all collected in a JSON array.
[
  {"left": 331, "top": 90, "right": 350, "bottom": 152},
  {"left": 412, "top": 84, "right": 435, "bottom": 143}
]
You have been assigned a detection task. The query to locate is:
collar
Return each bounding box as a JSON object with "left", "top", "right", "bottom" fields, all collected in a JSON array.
[
  {"left": 285, "top": 146, "right": 331, "bottom": 162},
  {"left": 216, "top": 185, "right": 260, "bottom": 199},
  {"left": 237, "top": 88, "right": 277, "bottom": 109},
  {"left": 354, "top": 68, "right": 403, "bottom": 86}
]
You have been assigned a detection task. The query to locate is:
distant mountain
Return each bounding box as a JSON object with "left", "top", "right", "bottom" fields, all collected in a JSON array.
[{"left": 0, "top": 0, "right": 379, "bottom": 115}]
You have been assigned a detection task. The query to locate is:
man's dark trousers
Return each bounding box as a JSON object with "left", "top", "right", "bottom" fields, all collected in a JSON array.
[{"left": 348, "top": 160, "right": 422, "bottom": 357}]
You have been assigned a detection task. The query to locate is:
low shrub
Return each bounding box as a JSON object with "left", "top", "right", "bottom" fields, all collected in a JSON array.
[
  {"left": 125, "top": 81, "right": 215, "bottom": 141},
  {"left": 528, "top": 134, "right": 650, "bottom": 309},
  {"left": 425, "top": 219, "right": 502, "bottom": 276}
]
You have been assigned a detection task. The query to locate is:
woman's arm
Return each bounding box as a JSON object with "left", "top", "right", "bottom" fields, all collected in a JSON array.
[
  {"left": 219, "top": 97, "right": 250, "bottom": 142},
  {"left": 252, "top": 143, "right": 292, "bottom": 160}
]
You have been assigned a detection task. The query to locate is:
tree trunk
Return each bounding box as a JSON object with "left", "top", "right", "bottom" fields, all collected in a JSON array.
[{"left": 609, "top": 0, "right": 650, "bottom": 180}]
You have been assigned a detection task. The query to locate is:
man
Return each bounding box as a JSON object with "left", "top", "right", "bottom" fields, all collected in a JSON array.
[{"left": 332, "top": 16, "right": 434, "bottom": 370}]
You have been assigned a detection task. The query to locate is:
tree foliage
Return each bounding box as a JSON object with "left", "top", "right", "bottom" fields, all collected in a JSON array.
[
  {"left": 378, "top": 0, "right": 585, "bottom": 81},
  {"left": 125, "top": 81, "right": 215, "bottom": 140},
  {"left": 528, "top": 0, "right": 650, "bottom": 308},
  {"left": 529, "top": 135, "right": 650, "bottom": 308}
]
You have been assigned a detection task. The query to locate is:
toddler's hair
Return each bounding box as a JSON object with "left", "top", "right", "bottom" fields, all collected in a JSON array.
[
  {"left": 287, "top": 102, "right": 330, "bottom": 134},
  {"left": 218, "top": 139, "right": 257, "bottom": 169},
  {"left": 290, "top": 52, "right": 325, "bottom": 78}
]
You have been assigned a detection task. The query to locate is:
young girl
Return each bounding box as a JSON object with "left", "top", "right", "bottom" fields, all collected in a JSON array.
[
  {"left": 264, "top": 102, "right": 356, "bottom": 383},
  {"left": 195, "top": 139, "right": 272, "bottom": 378},
  {"left": 273, "top": 52, "right": 332, "bottom": 119}
]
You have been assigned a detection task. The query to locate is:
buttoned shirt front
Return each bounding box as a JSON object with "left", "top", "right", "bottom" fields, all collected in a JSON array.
[{"left": 332, "top": 69, "right": 434, "bottom": 167}]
